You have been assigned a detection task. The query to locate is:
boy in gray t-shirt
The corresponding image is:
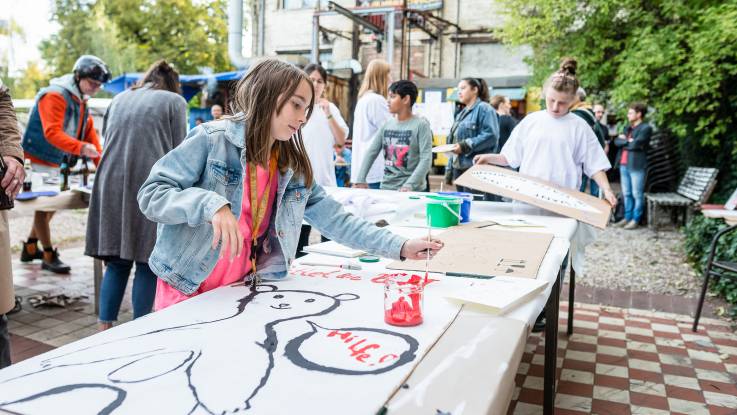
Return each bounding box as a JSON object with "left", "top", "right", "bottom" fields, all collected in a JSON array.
[{"left": 355, "top": 80, "right": 432, "bottom": 191}]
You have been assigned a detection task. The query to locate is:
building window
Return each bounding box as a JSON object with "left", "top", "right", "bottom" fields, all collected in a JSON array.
[
  {"left": 275, "top": 49, "right": 334, "bottom": 66},
  {"left": 283, "top": 0, "right": 319, "bottom": 9}
]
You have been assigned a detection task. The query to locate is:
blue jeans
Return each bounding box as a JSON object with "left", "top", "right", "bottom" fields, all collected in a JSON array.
[
  {"left": 368, "top": 182, "right": 381, "bottom": 189},
  {"left": 620, "top": 166, "right": 645, "bottom": 222},
  {"left": 580, "top": 175, "right": 600, "bottom": 197},
  {"left": 99, "top": 258, "right": 157, "bottom": 323}
]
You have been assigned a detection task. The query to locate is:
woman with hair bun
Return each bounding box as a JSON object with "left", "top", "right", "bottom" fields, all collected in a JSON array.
[
  {"left": 474, "top": 57, "right": 616, "bottom": 331},
  {"left": 474, "top": 58, "right": 616, "bottom": 207}
]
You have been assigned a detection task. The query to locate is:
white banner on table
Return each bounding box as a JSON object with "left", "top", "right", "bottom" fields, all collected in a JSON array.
[{"left": 0, "top": 269, "right": 464, "bottom": 415}]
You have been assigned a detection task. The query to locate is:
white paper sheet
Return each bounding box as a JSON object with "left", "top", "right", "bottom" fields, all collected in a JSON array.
[{"left": 0, "top": 270, "right": 464, "bottom": 415}]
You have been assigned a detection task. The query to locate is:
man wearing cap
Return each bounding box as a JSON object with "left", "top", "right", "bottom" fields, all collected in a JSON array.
[{"left": 20, "top": 55, "right": 110, "bottom": 273}]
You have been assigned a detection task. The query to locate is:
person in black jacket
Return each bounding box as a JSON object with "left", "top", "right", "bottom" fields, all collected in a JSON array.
[
  {"left": 490, "top": 95, "right": 517, "bottom": 152},
  {"left": 613, "top": 102, "right": 652, "bottom": 229},
  {"left": 571, "top": 88, "right": 608, "bottom": 196}
]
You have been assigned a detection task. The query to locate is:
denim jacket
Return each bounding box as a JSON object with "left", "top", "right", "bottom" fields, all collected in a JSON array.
[
  {"left": 138, "top": 118, "right": 407, "bottom": 295},
  {"left": 449, "top": 100, "right": 499, "bottom": 170}
]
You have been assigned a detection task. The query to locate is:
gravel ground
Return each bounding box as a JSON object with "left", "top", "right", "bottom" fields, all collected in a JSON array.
[{"left": 583, "top": 225, "right": 702, "bottom": 297}]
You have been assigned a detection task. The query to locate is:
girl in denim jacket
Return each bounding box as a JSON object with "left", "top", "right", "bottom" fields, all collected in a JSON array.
[
  {"left": 447, "top": 77, "right": 500, "bottom": 199},
  {"left": 138, "top": 59, "right": 442, "bottom": 309}
]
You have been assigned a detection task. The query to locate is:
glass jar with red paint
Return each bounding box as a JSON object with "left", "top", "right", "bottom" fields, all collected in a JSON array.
[{"left": 384, "top": 274, "right": 424, "bottom": 326}]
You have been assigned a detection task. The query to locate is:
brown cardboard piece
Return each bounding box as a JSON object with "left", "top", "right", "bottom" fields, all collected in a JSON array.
[
  {"left": 387, "top": 227, "right": 553, "bottom": 279},
  {"left": 454, "top": 164, "right": 612, "bottom": 229}
]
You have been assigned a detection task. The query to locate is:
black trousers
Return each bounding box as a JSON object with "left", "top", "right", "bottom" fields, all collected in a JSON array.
[
  {"left": 296, "top": 225, "right": 330, "bottom": 258},
  {"left": 0, "top": 314, "right": 10, "bottom": 369}
]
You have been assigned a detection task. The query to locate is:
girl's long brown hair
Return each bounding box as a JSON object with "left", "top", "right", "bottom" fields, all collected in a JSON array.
[{"left": 230, "top": 59, "right": 315, "bottom": 186}]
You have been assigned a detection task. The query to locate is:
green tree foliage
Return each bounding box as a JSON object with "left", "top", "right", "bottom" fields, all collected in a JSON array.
[
  {"left": 40, "top": 0, "right": 231, "bottom": 78},
  {"left": 100, "top": 0, "right": 230, "bottom": 74},
  {"left": 6, "top": 62, "right": 51, "bottom": 99},
  {"left": 497, "top": 0, "right": 737, "bottom": 200}
]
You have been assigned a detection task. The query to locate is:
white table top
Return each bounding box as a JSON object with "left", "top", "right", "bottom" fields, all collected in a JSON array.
[{"left": 299, "top": 187, "right": 577, "bottom": 412}]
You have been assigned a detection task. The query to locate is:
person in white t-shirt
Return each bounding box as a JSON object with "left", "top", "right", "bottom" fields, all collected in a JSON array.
[
  {"left": 296, "top": 63, "right": 350, "bottom": 256},
  {"left": 350, "top": 59, "right": 392, "bottom": 189},
  {"left": 301, "top": 63, "right": 349, "bottom": 187},
  {"left": 474, "top": 58, "right": 617, "bottom": 208},
  {"left": 474, "top": 58, "right": 616, "bottom": 334}
]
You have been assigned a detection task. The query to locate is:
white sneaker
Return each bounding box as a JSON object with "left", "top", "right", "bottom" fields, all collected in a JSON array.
[
  {"left": 623, "top": 220, "right": 639, "bottom": 230},
  {"left": 612, "top": 219, "right": 628, "bottom": 227}
]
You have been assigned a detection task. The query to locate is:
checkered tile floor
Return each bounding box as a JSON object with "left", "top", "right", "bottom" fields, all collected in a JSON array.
[{"left": 509, "top": 303, "right": 737, "bottom": 415}]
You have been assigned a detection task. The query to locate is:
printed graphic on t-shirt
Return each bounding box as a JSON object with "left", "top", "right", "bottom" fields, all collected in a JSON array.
[{"left": 383, "top": 129, "right": 412, "bottom": 168}]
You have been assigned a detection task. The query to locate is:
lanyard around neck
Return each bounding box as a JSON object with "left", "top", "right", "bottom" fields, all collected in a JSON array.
[{"left": 248, "top": 148, "right": 279, "bottom": 275}]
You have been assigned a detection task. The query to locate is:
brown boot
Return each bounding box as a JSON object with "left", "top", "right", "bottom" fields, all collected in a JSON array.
[{"left": 41, "top": 248, "right": 71, "bottom": 274}]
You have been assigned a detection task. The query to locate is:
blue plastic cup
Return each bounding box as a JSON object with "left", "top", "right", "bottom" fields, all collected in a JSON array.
[{"left": 437, "top": 191, "right": 473, "bottom": 223}]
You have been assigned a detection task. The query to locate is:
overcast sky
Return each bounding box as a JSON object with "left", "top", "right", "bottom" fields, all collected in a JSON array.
[{"left": 1, "top": 0, "right": 58, "bottom": 74}]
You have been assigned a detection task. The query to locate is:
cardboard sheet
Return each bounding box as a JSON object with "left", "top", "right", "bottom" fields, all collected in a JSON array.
[
  {"left": 387, "top": 227, "right": 553, "bottom": 279},
  {"left": 454, "top": 164, "right": 612, "bottom": 229}
]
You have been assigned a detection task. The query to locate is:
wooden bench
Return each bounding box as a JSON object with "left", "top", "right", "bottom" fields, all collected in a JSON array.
[{"left": 645, "top": 167, "right": 719, "bottom": 229}]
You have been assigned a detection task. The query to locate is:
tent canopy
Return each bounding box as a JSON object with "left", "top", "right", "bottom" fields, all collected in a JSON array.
[{"left": 103, "top": 70, "right": 247, "bottom": 101}]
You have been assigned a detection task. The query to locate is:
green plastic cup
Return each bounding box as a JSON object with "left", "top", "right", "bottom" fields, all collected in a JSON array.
[{"left": 425, "top": 195, "right": 461, "bottom": 228}]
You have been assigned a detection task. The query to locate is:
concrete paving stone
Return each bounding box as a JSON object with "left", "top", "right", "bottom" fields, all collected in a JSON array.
[
  {"left": 32, "top": 317, "right": 65, "bottom": 329},
  {"left": 25, "top": 326, "right": 69, "bottom": 343},
  {"left": 71, "top": 315, "right": 100, "bottom": 326},
  {"left": 28, "top": 306, "right": 70, "bottom": 317},
  {"left": 8, "top": 310, "right": 45, "bottom": 324},
  {"left": 8, "top": 324, "right": 44, "bottom": 337}
]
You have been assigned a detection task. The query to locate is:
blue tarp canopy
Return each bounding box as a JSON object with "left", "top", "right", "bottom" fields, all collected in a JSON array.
[{"left": 103, "top": 70, "right": 247, "bottom": 101}]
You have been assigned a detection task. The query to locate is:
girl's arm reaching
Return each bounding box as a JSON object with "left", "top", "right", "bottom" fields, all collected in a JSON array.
[{"left": 591, "top": 170, "right": 617, "bottom": 208}]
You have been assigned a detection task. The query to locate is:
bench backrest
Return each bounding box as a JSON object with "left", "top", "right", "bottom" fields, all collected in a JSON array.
[{"left": 677, "top": 167, "right": 719, "bottom": 203}]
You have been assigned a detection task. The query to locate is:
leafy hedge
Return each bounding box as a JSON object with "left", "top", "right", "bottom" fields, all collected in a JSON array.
[{"left": 683, "top": 216, "right": 737, "bottom": 318}]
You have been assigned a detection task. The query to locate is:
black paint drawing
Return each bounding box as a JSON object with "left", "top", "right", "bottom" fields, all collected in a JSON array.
[
  {"left": 0, "top": 283, "right": 421, "bottom": 414},
  {"left": 495, "top": 258, "right": 527, "bottom": 274},
  {"left": 285, "top": 322, "right": 419, "bottom": 375}
]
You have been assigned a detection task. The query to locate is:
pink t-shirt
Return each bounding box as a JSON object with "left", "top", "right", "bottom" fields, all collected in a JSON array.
[{"left": 154, "top": 164, "right": 278, "bottom": 310}]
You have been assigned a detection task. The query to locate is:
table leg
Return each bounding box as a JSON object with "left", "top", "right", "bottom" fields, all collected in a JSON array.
[
  {"left": 567, "top": 265, "right": 575, "bottom": 336},
  {"left": 93, "top": 259, "right": 103, "bottom": 315},
  {"left": 543, "top": 271, "right": 561, "bottom": 415}
]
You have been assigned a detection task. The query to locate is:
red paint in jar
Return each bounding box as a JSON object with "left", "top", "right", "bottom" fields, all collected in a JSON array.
[{"left": 384, "top": 274, "right": 424, "bottom": 326}]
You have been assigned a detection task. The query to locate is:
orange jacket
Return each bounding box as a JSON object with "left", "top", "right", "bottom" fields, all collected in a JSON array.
[{"left": 26, "top": 91, "right": 102, "bottom": 167}]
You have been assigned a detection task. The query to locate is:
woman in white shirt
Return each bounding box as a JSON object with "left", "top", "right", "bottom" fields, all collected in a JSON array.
[
  {"left": 297, "top": 63, "right": 349, "bottom": 256},
  {"left": 301, "top": 63, "right": 349, "bottom": 187},
  {"left": 350, "top": 59, "right": 392, "bottom": 189},
  {"left": 474, "top": 58, "right": 617, "bottom": 207}
]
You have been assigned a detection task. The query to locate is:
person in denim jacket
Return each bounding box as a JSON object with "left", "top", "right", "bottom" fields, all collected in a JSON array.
[
  {"left": 447, "top": 78, "right": 500, "bottom": 199},
  {"left": 138, "top": 59, "right": 442, "bottom": 308}
]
